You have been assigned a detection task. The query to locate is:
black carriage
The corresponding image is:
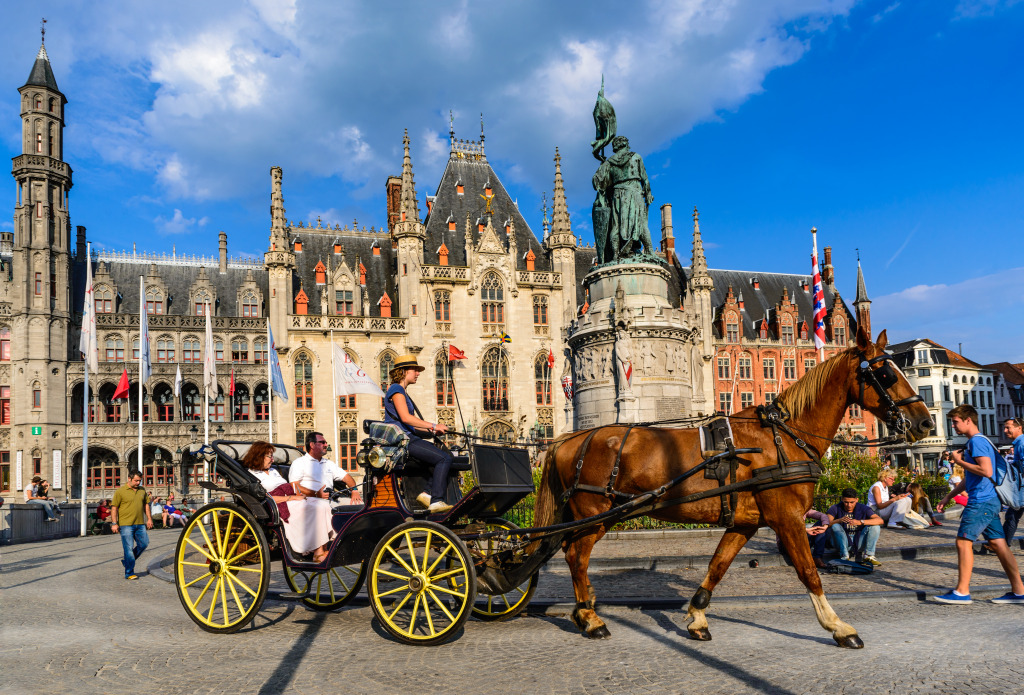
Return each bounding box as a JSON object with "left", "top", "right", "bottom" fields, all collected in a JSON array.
[{"left": 172, "top": 421, "right": 539, "bottom": 645}]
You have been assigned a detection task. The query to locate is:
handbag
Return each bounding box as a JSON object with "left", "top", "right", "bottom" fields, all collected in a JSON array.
[{"left": 902, "top": 509, "right": 930, "bottom": 529}]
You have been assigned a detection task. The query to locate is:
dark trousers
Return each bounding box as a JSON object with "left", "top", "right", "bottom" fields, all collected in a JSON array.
[
  {"left": 408, "top": 438, "right": 453, "bottom": 502},
  {"left": 1004, "top": 507, "right": 1024, "bottom": 543}
]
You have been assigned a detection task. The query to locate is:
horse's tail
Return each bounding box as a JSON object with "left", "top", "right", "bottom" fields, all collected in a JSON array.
[{"left": 527, "top": 433, "right": 572, "bottom": 553}]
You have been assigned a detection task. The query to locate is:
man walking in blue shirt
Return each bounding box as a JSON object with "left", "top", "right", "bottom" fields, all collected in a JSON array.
[
  {"left": 1000, "top": 417, "right": 1024, "bottom": 542},
  {"left": 935, "top": 405, "right": 1024, "bottom": 604}
]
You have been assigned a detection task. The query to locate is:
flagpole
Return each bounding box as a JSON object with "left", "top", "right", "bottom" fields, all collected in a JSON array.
[
  {"left": 138, "top": 276, "right": 144, "bottom": 473},
  {"left": 813, "top": 228, "right": 824, "bottom": 363},
  {"left": 79, "top": 242, "right": 92, "bottom": 537},
  {"left": 203, "top": 302, "right": 210, "bottom": 504},
  {"left": 331, "top": 330, "right": 340, "bottom": 464},
  {"left": 267, "top": 321, "right": 274, "bottom": 443}
]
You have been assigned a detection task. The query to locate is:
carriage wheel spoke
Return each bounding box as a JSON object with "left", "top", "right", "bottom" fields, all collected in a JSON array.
[
  {"left": 425, "top": 544, "right": 453, "bottom": 575},
  {"left": 195, "top": 520, "right": 218, "bottom": 560},
  {"left": 422, "top": 530, "right": 433, "bottom": 571},
  {"left": 211, "top": 513, "right": 224, "bottom": 558},
  {"left": 220, "top": 576, "right": 231, "bottom": 625},
  {"left": 402, "top": 531, "right": 420, "bottom": 573},
  {"left": 385, "top": 544, "right": 416, "bottom": 575},
  {"left": 375, "top": 567, "right": 411, "bottom": 582},
  {"left": 221, "top": 513, "right": 235, "bottom": 558},
  {"left": 183, "top": 571, "right": 213, "bottom": 589},
  {"left": 225, "top": 569, "right": 259, "bottom": 599},
  {"left": 224, "top": 544, "right": 259, "bottom": 565},
  {"left": 330, "top": 568, "right": 351, "bottom": 594},
  {"left": 185, "top": 537, "right": 216, "bottom": 563},
  {"left": 422, "top": 593, "right": 437, "bottom": 636},
  {"left": 225, "top": 565, "right": 262, "bottom": 574},
  {"left": 386, "top": 590, "right": 413, "bottom": 621},
  {"left": 225, "top": 570, "right": 248, "bottom": 613},
  {"left": 190, "top": 575, "right": 216, "bottom": 600},
  {"left": 409, "top": 591, "right": 422, "bottom": 632},
  {"left": 430, "top": 566, "right": 465, "bottom": 582},
  {"left": 180, "top": 560, "right": 211, "bottom": 568},
  {"left": 428, "top": 582, "right": 467, "bottom": 599},
  {"left": 426, "top": 588, "right": 457, "bottom": 623},
  {"left": 206, "top": 578, "right": 221, "bottom": 623},
  {"left": 375, "top": 584, "right": 409, "bottom": 598}
]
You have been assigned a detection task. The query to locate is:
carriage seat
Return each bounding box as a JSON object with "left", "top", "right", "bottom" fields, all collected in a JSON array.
[{"left": 361, "top": 419, "right": 471, "bottom": 473}]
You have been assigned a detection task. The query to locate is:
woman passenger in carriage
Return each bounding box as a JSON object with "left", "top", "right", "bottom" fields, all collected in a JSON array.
[
  {"left": 241, "top": 441, "right": 334, "bottom": 563},
  {"left": 384, "top": 353, "right": 454, "bottom": 513}
]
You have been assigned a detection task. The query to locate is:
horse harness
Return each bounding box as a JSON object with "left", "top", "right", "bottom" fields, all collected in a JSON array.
[{"left": 555, "top": 408, "right": 824, "bottom": 528}]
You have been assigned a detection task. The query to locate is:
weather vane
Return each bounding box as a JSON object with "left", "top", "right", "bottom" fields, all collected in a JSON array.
[{"left": 41, "top": 17, "right": 47, "bottom": 44}]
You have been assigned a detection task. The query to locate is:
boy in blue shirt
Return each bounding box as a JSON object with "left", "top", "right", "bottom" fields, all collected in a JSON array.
[{"left": 935, "top": 404, "right": 1024, "bottom": 604}]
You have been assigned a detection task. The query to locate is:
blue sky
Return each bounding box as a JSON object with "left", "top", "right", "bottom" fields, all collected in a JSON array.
[{"left": 2, "top": 1, "right": 1022, "bottom": 363}]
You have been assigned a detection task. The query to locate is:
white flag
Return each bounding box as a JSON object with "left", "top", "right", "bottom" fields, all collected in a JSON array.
[
  {"left": 174, "top": 364, "right": 182, "bottom": 397},
  {"left": 203, "top": 304, "right": 217, "bottom": 395},
  {"left": 333, "top": 344, "right": 385, "bottom": 397},
  {"left": 79, "top": 252, "right": 98, "bottom": 372},
  {"left": 139, "top": 279, "right": 152, "bottom": 383}
]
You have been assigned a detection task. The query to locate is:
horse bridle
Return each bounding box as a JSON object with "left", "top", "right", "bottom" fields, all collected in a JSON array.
[{"left": 857, "top": 352, "right": 923, "bottom": 435}]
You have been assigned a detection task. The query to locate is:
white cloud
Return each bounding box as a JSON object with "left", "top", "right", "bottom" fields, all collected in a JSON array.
[
  {"left": 872, "top": 2, "right": 901, "bottom": 22},
  {"left": 155, "top": 208, "right": 203, "bottom": 235},
  {"left": 872, "top": 268, "right": 1024, "bottom": 363},
  {"left": 954, "top": 0, "right": 1023, "bottom": 19}
]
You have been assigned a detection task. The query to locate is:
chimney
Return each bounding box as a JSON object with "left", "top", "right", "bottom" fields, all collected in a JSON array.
[
  {"left": 660, "top": 204, "right": 674, "bottom": 265},
  {"left": 751, "top": 276, "right": 760, "bottom": 290},
  {"left": 385, "top": 175, "right": 402, "bottom": 232},
  {"left": 822, "top": 246, "right": 834, "bottom": 288},
  {"left": 76, "top": 225, "right": 87, "bottom": 260},
  {"left": 219, "top": 231, "right": 228, "bottom": 273},
  {"left": 738, "top": 291, "right": 744, "bottom": 310}
]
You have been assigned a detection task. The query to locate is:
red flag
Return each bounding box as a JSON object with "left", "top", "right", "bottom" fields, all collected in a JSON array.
[
  {"left": 547, "top": 349, "right": 555, "bottom": 370},
  {"left": 112, "top": 369, "right": 130, "bottom": 400},
  {"left": 448, "top": 344, "right": 466, "bottom": 361},
  {"left": 229, "top": 368, "right": 236, "bottom": 396}
]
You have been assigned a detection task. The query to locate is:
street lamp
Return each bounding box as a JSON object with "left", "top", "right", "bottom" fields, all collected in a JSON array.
[{"left": 154, "top": 447, "right": 166, "bottom": 499}]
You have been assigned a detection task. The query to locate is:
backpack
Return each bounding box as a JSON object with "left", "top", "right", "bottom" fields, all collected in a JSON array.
[
  {"left": 826, "top": 558, "right": 874, "bottom": 575},
  {"left": 977, "top": 435, "right": 1024, "bottom": 510}
]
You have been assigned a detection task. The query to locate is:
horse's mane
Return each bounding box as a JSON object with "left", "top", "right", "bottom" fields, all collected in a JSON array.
[{"left": 777, "top": 348, "right": 853, "bottom": 418}]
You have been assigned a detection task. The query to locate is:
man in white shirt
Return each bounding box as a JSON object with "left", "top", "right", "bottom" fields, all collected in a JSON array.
[{"left": 289, "top": 431, "right": 362, "bottom": 505}]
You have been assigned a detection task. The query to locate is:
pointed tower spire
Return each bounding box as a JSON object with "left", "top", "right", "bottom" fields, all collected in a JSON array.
[
  {"left": 690, "top": 206, "right": 712, "bottom": 289},
  {"left": 547, "top": 147, "right": 575, "bottom": 249},
  {"left": 541, "top": 192, "right": 550, "bottom": 241},
  {"left": 269, "top": 166, "right": 288, "bottom": 250},
  {"left": 854, "top": 250, "right": 872, "bottom": 339},
  {"left": 397, "top": 129, "right": 420, "bottom": 226}
]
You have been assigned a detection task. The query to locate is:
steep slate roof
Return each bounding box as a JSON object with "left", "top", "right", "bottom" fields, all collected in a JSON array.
[
  {"left": 984, "top": 362, "right": 1024, "bottom": 386},
  {"left": 83, "top": 257, "right": 269, "bottom": 317},
  {"left": 421, "top": 139, "right": 548, "bottom": 271},
  {"left": 24, "top": 44, "right": 61, "bottom": 93},
  {"left": 886, "top": 338, "right": 984, "bottom": 370},
  {"left": 286, "top": 226, "right": 396, "bottom": 316},
  {"left": 683, "top": 266, "right": 853, "bottom": 340}
]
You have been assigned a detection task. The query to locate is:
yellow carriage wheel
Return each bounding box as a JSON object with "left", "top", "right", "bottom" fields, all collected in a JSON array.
[
  {"left": 174, "top": 503, "right": 269, "bottom": 634},
  {"left": 465, "top": 519, "right": 538, "bottom": 622},
  {"left": 368, "top": 521, "right": 476, "bottom": 646},
  {"left": 283, "top": 560, "right": 366, "bottom": 611}
]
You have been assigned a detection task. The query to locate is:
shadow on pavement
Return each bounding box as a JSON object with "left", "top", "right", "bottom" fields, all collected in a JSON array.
[
  {"left": 614, "top": 612, "right": 802, "bottom": 695},
  {"left": 257, "top": 611, "right": 329, "bottom": 694}
]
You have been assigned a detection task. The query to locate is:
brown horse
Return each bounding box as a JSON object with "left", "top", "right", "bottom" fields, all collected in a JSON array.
[{"left": 533, "top": 327, "right": 932, "bottom": 647}]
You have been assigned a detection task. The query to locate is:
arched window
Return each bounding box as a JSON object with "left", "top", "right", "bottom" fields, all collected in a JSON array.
[
  {"left": 182, "top": 338, "right": 200, "bottom": 363},
  {"left": 717, "top": 354, "right": 730, "bottom": 380},
  {"left": 154, "top": 383, "right": 175, "bottom": 422},
  {"left": 211, "top": 386, "right": 226, "bottom": 421},
  {"left": 435, "top": 354, "right": 454, "bottom": 406},
  {"left": 48, "top": 123, "right": 54, "bottom": 156},
  {"left": 34, "top": 95, "right": 41, "bottom": 109},
  {"left": 481, "top": 421, "right": 514, "bottom": 443},
  {"left": 157, "top": 337, "right": 175, "bottom": 363},
  {"left": 535, "top": 353, "right": 551, "bottom": 405},
  {"left": 434, "top": 290, "right": 451, "bottom": 322},
  {"left": 146, "top": 288, "right": 164, "bottom": 314},
  {"left": 241, "top": 291, "right": 259, "bottom": 317},
  {"left": 481, "top": 273, "right": 505, "bottom": 335},
  {"left": 95, "top": 286, "right": 113, "bottom": 313},
  {"left": 379, "top": 352, "right": 396, "bottom": 394},
  {"left": 231, "top": 338, "right": 248, "bottom": 362},
  {"left": 737, "top": 355, "right": 752, "bottom": 380},
  {"left": 181, "top": 383, "right": 201, "bottom": 420},
  {"left": 233, "top": 383, "right": 250, "bottom": 421},
  {"left": 780, "top": 321, "right": 794, "bottom": 345},
  {"left": 194, "top": 292, "right": 212, "bottom": 316},
  {"left": 295, "top": 353, "right": 313, "bottom": 410},
  {"left": 253, "top": 337, "right": 268, "bottom": 364},
  {"left": 953, "top": 375, "right": 959, "bottom": 383},
  {"left": 48, "top": 97, "right": 56, "bottom": 113},
  {"left": 533, "top": 295, "right": 548, "bottom": 327},
  {"left": 481, "top": 347, "right": 509, "bottom": 411},
  {"left": 105, "top": 336, "right": 124, "bottom": 362},
  {"left": 833, "top": 321, "right": 846, "bottom": 347},
  {"left": 254, "top": 383, "right": 269, "bottom": 421}
]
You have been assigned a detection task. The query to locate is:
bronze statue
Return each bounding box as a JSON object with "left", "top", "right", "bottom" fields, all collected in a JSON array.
[{"left": 590, "top": 83, "right": 659, "bottom": 265}]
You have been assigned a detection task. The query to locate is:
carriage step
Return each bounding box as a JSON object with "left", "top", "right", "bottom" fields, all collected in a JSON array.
[{"left": 275, "top": 590, "right": 311, "bottom": 600}]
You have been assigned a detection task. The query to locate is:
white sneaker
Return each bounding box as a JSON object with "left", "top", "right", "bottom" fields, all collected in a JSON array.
[
  {"left": 428, "top": 500, "right": 453, "bottom": 513},
  {"left": 415, "top": 492, "right": 431, "bottom": 508}
]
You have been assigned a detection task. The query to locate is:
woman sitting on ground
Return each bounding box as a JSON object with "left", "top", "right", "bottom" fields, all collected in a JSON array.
[
  {"left": 384, "top": 353, "right": 454, "bottom": 513},
  {"left": 868, "top": 469, "right": 914, "bottom": 528},
  {"left": 907, "top": 482, "right": 943, "bottom": 526},
  {"left": 242, "top": 440, "right": 333, "bottom": 563}
]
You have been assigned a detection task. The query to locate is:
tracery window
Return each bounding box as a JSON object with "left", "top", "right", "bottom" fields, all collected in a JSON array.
[
  {"left": 481, "top": 273, "right": 505, "bottom": 335},
  {"left": 535, "top": 353, "right": 552, "bottom": 405},
  {"left": 294, "top": 353, "right": 313, "bottom": 410},
  {"left": 95, "top": 286, "right": 113, "bottom": 313},
  {"left": 435, "top": 354, "right": 454, "bottom": 406},
  {"left": 182, "top": 338, "right": 200, "bottom": 363},
  {"left": 481, "top": 347, "right": 509, "bottom": 411}
]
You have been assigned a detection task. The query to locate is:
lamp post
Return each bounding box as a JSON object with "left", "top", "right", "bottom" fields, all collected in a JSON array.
[
  {"left": 185, "top": 425, "right": 199, "bottom": 500},
  {"left": 154, "top": 447, "right": 166, "bottom": 499},
  {"left": 175, "top": 446, "right": 183, "bottom": 500}
]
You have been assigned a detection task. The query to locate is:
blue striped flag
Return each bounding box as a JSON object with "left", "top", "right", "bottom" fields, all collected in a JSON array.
[{"left": 268, "top": 323, "right": 288, "bottom": 401}]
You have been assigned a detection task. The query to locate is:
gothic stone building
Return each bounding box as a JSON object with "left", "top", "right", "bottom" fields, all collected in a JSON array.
[{"left": 0, "top": 43, "right": 876, "bottom": 503}]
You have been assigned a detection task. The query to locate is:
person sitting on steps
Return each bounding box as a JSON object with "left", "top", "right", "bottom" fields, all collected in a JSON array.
[
  {"left": 825, "top": 488, "right": 885, "bottom": 566},
  {"left": 868, "top": 469, "right": 913, "bottom": 528},
  {"left": 384, "top": 353, "right": 453, "bottom": 514},
  {"left": 907, "top": 482, "right": 942, "bottom": 526}
]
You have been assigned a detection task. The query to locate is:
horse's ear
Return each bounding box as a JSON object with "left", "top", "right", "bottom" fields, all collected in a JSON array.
[
  {"left": 856, "top": 322, "right": 871, "bottom": 350},
  {"left": 875, "top": 329, "right": 888, "bottom": 351}
]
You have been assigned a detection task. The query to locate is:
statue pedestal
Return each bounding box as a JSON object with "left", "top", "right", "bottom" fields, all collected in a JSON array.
[{"left": 568, "top": 262, "right": 704, "bottom": 430}]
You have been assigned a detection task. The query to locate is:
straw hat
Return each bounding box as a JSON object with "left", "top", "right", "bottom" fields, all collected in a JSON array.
[{"left": 393, "top": 353, "right": 425, "bottom": 372}]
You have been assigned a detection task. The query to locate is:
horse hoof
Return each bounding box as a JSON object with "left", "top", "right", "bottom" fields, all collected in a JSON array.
[
  {"left": 688, "top": 628, "right": 712, "bottom": 641},
  {"left": 834, "top": 633, "right": 864, "bottom": 649},
  {"left": 585, "top": 625, "right": 611, "bottom": 639}
]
